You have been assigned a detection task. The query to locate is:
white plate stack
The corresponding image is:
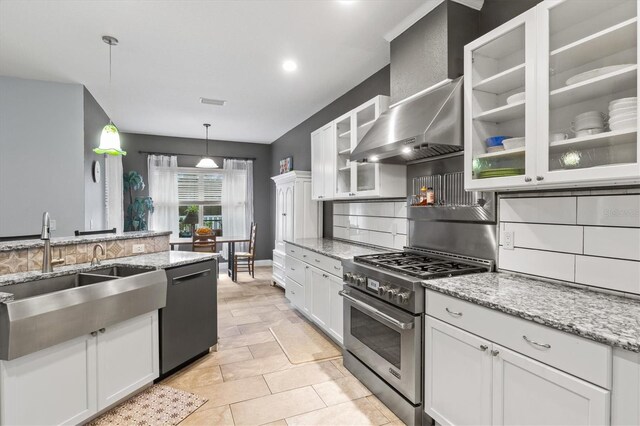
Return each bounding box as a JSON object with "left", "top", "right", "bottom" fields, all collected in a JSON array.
[{"left": 609, "top": 97, "right": 637, "bottom": 131}]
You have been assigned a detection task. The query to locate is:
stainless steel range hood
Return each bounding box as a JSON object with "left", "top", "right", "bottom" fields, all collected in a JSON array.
[{"left": 350, "top": 76, "right": 463, "bottom": 164}]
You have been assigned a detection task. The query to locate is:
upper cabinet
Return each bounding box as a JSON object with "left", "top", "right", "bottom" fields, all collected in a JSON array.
[
  {"left": 465, "top": 0, "right": 639, "bottom": 191},
  {"left": 311, "top": 95, "right": 407, "bottom": 200}
]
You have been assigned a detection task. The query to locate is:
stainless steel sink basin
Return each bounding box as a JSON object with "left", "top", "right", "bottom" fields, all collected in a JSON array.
[
  {"left": 89, "top": 265, "right": 151, "bottom": 277},
  {"left": 0, "top": 269, "right": 167, "bottom": 360}
]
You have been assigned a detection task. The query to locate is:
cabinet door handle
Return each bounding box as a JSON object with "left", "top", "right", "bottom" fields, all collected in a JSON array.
[
  {"left": 445, "top": 307, "right": 463, "bottom": 317},
  {"left": 290, "top": 267, "right": 295, "bottom": 271},
  {"left": 291, "top": 290, "right": 296, "bottom": 295},
  {"left": 303, "top": 254, "right": 307, "bottom": 258},
  {"left": 523, "top": 335, "right": 551, "bottom": 349},
  {"left": 315, "top": 259, "right": 321, "bottom": 263},
  {"left": 322, "top": 274, "right": 328, "bottom": 278},
  {"left": 524, "top": 176, "right": 532, "bottom": 182},
  {"left": 173, "top": 269, "right": 211, "bottom": 285},
  {"left": 491, "top": 349, "right": 500, "bottom": 357},
  {"left": 536, "top": 176, "right": 544, "bottom": 181},
  {"left": 479, "top": 344, "right": 488, "bottom": 351}
]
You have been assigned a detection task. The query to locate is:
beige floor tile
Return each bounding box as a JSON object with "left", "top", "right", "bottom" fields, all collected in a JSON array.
[
  {"left": 260, "top": 420, "right": 288, "bottom": 426},
  {"left": 248, "top": 341, "right": 285, "bottom": 359},
  {"left": 179, "top": 403, "right": 234, "bottom": 426},
  {"left": 285, "top": 397, "right": 389, "bottom": 426},
  {"left": 217, "top": 310, "right": 233, "bottom": 318},
  {"left": 231, "top": 305, "right": 279, "bottom": 318},
  {"left": 263, "top": 360, "right": 344, "bottom": 393},
  {"left": 218, "top": 314, "right": 263, "bottom": 327},
  {"left": 365, "top": 396, "right": 401, "bottom": 423},
  {"left": 275, "top": 303, "right": 293, "bottom": 311},
  {"left": 191, "top": 375, "right": 271, "bottom": 407},
  {"left": 312, "top": 376, "right": 373, "bottom": 406},
  {"left": 330, "top": 357, "right": 354, "bottom": 377},
  {"left": 218, "top": 330, "right": 276, "bottom": 350},
  {"left": 189, "top": 347, "right": 254, "bottom": 369},
  {"left": 239, "top": 318, "right": 293, "bottom": 335},
  {"left": 219, "top": 325, "right": 242, "bottom": 337},
  {"left": 230, "top": 386, "right": 325, "bottom": 426},
  {"left": 164, "top": 365, "right": 223, "bottom": 390},
  {"left": 221, "top": 354, "right": 292, "bottom": 381}
]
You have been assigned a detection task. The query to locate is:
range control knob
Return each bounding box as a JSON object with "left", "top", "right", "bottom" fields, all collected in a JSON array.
[
  {"left": 397, "top": 292, "right": 411, "bottom": 305},
  {"left": 378, "top": 285, "right": 390, "bottom": 296},
  {"left": 387, "top": 288, "right": 399, "bottom": 300},
  {"left": 356, "top": 276, "right": 366, "bottom": 287},
  {"left": 343, "top": 272, "right": 352, "bottom": 283}
]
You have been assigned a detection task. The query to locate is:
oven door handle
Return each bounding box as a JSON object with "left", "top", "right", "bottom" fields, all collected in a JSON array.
[{"left": 338, "top": 290, "right": 414, "bottom": 330}]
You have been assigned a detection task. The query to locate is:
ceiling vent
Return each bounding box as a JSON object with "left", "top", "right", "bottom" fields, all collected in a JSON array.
[{"left": 200, "top": 97, "right": 227, "bottom": 106}]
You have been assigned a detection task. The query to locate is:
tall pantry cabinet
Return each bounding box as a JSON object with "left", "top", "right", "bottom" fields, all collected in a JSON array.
[{"left": 271, "top": 171, "right": 322, "bottom": 288}]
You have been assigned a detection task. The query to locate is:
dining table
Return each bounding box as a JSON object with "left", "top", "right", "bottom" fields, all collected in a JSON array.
[{"left": 169, "top": 236, "right": 250, "bottom": 281}]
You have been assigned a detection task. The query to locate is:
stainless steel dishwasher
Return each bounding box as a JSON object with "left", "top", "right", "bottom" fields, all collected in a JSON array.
[{"left": 160, "top": 259, "right": 217, "bottom": 375}]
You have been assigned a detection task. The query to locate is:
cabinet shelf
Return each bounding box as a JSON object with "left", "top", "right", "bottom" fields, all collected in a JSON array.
[
  {"left": 551, "top": 18, "right": 638, "bottom": 74},
  {"left": 550, "top": 64, "right": 637, "bottom": 109},
  {"left": 476, "top": 146, "right": 526, "bottom": 159},
  {"left": 474, "top": 101, "right": 525, "bottom": 123},
  {"left": 473, "top": 63, "right": 525, "bottom": 94},
  {"left": 549, "top": 128, "right": 637, "bottom": 152},
  {"left": 338, "top": 166, "right": 352, "bottom": 172},
  {"left": 338, "top": 119, "right": 376, "bottom": 138},
  {"left": 338, "top": 148, "right": 351, "bottom": 155}
]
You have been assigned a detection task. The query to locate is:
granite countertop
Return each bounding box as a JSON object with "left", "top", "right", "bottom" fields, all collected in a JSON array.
[
  {"left": 0, "top": 292, "right": 14, "bottom": 303},
  {"left": 0, "top": 231, "right": 172, "bottom": 252},
  {"left": 423, "top": 272, "right": 640, "bottom": 352},
  {"left": 285, "top": 238, "right": 392, "bottom": 261},
  {"left": 0, "top": 251, "right": 219, "bottom": 288}
]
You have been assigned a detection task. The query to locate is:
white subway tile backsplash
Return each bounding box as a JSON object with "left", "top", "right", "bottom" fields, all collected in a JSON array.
[
  {"left": 333, "top": 200, "right": 408, "bottom": 250},
  {"left": 333, "top": 226, "right": 348, "bottom": 239},
  {"left": 333, "top": 215, "right": 349, "bottom": 227},
  {"left": 349, "top": 202, "right": 395, "bottom": 217},
  {"left": 393, "top": 234, "right": 407, "bottom": 250},
  {"left": 369, "top": 230, "right": 394, "bottom": 248},
  {"left": 576, "top": 256, "right": 640, "bottom": 294},
  {"left": 500, "top": 197, "right": 577, "bottom": 224},
  {"left": 499, "top": 247, "right": 576, "bottom": 282},
  {"left": 394, "top": 202, "right": 407, "bottom": 218},
  {"left": 584, "top": 227, "right": 640, "bottom": 261},
  {"left": 577, "top": 195, "right": 640, "bottom": 228},
  {"left": 500, "top": 223, "right": 583, "bottom": 254},
  {"left": 333, "top": 203, "right": 347, "bottom": 215}
]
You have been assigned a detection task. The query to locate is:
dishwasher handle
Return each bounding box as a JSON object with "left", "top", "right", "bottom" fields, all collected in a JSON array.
[
  {"left": 338, "top": 290, "right": 414, "bottom": 330},
  {"left": 172, "top": 269, "right": 211, "bottom": 285}
]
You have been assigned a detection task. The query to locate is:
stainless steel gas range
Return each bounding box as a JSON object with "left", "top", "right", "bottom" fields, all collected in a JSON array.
[{"left": 339, "top": 156, "right": 498, "bottom": 426}]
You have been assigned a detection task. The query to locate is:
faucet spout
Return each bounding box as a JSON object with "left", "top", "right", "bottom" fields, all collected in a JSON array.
[{"left": 41, "top": 212, "right": 50, "bottom": 240}]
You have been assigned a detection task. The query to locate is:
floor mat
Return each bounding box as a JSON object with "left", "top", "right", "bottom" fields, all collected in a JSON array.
[{"left": 270, "top": 322, "right": 341, "bottom": 364}]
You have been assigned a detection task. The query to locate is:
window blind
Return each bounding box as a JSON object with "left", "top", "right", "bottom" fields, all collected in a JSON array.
[{"left": 178, "top": 171, "right": 223, "bottom": 205}]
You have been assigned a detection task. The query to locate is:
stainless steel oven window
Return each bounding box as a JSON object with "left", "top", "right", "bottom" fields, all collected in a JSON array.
[{"left": 350, "top": 307, "right": 402, "bottom": 369}]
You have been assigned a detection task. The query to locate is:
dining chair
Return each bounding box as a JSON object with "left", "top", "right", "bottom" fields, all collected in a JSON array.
[
  {"left": 234, "top": 222, "right": 257, "bottom": 278},
  {"left": 192, "top": 234, "right": 217, "bottom": 253}
]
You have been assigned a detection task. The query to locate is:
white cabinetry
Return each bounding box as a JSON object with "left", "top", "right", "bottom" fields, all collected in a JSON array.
[
  {"left": 284, "top": 243, "right": 344, "bottom": 345},
  {"left": 465, "top": 0, "right": 639, "bottom": 191},
  {"left": 271, "top": 171, "right": 322, "bottom": 288},
  {"left": 312, "top": 95, "right": 407, "bottom": 200},
  {"left": 425, "top": 316, "right": 611, "bottom": 426},
  {"left": 0, "top": 311, "right": 159, "bottom": 425}
]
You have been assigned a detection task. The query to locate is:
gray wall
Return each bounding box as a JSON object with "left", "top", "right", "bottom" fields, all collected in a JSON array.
[
  {"left": 269, "top": 65, "right": 391, "bottom": 245},
  {"left": 83, "top": 88, "right": 108, "bottom": 232},
  {"left": 120, "top": 132, "right": 272, "bottom": 260},
  {"left": 0, "top": 76, "right": 85, "bottom": 237},
  {"left": 478, "top": 0, "right": 542, "bottom": 34}
]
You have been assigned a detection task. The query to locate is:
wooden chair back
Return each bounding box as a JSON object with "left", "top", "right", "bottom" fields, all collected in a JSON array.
[
  {"left": 248, "top": 222, "right": 257, "bottom": 256},
  {"left": 193, "top": 234, "right": 217, "bottom": 253}
]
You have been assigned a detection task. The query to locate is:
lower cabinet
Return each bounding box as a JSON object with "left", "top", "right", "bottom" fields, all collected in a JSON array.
[
  {"left": 425, "top": 316, "right": 610, "bottom": 426},
  {"left": 0, "top": 311, "right": 159, "bottom": 425},
  {"left": 309, "top": 265, "right": 331, "bottom": 329}
]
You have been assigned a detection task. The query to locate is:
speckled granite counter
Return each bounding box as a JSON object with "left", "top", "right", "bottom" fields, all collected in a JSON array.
[
  {"left": 423, "top": 272, "right": 640, "bottom": 352},
  {"left": 0, "top": 292, "right": 14, "bottom": 303},
  {"left": 0, "top": 251, "right": 218, "bottom": 288},
  {"left": 0, "top": 231, "right": 171, "bottom": 252},
  {"left": 285, "top": 238, "right": 391, "bottom": 261}
]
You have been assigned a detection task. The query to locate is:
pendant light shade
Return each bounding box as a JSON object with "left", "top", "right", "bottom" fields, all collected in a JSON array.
[
  {"left": 196, "top": 123, "right": 218, "bottom": 168},
  {"left": 94, "top": 35, "right": 126, "bottom": 156}
]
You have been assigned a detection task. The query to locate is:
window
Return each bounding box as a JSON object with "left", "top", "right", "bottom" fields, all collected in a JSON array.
[{"left": 177, "top": 169, "right": 224, "bottom": 237}]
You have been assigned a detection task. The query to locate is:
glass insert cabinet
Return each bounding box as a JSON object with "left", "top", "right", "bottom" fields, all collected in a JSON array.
[{"left": 465, "top": 0, "right": 639, "bottom": 191}]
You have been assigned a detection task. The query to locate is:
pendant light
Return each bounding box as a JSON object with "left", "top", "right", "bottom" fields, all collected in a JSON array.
[
  {"left": 196, "top": 123, "right": 218, "bottom": 168},
  {"left": 94, "top": 35, "right": 126, "bottom": 156}
]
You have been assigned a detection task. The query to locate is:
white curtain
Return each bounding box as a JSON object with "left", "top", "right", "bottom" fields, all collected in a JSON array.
[
  {"left": 105, "top": 155, "right": 124, "bottom": 233},
  {"left": 221, "top": 159, "right": 254, "bottom": 256},
  {"left": 148, "top": 155, "right": 179, "bottom": 237}
]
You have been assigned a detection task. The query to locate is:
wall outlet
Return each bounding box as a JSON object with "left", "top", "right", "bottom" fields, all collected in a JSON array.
[
  {"left": 503, "top": 231, "right": 515, "bottom": 250},
  {"left": 49, "top": 219, "right": 56, "bottom": 231},
  {"left": 132, "top": 244, "right": 145, "bottom": 254}
]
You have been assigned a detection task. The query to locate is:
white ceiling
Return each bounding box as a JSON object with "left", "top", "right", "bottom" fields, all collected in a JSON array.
[{"left": 0, "top": 0, "right": 432, "bottom": 144}]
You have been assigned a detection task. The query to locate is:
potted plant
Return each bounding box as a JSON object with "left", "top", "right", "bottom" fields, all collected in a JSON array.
[{"left": 123, "top": 171, "right": 154, "bottom": 231}]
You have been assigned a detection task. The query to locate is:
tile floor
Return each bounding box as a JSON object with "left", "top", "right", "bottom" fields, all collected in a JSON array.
[{"left": 163, "top": 266, "right": 405, "bottom": 426}]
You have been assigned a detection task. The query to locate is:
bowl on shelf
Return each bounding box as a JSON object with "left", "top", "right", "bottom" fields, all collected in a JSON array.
[
  {"left": 485, "top": 135, "right": 510, "bottom": 147},
  {"left": 565, "top": 64, "right": 634, "bottom": 86},
  {"left": 575, "top": 128, "right": 605, "bottom": 137},
  {"left": 609, "top": 117, "right": 637, "bottom": 131},
  {"left": 609, "top": 97, "right": 637, "bottom": 110},
  {"left": 609, "top": 106, "right": 637, "bottom": 117},
  {"left": 549, "top": 133, "right": 569, "bottom": 142},
  {"left": 572, "top": 111, "right": 607, "bottom": 131},
  {"left": 506, "top": 92, "right": 525, "bottom": 105},
  {"left": 502, "top": 137, "right": 525, "bottom": 150}
]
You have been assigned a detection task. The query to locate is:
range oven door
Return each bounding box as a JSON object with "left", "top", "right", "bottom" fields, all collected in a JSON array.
[{"left": 340, "top": 287, "right": 421, "bottom": 404}]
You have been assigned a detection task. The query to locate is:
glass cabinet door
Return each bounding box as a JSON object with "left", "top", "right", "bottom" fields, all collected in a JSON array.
[
  {"left": 465, "top": 10, "right": 537, "bottom": 190},
  {"left": 538, "top": 0, "right": 639, "bottom": 183},
  {"left": 335, "top": 112, "right": 353, "bottom": 198},
  {"left": 353, "top": 99, "right": 380, "bottom": 196}
]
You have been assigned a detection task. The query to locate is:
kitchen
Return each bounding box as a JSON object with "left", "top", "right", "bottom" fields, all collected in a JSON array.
[{"left": 0, "top": 0, "right": 639, "bottom": 425}]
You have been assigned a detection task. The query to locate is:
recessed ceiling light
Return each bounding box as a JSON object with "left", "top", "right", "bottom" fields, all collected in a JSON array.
[
  {"left": 338, "top": 0, "right": 356, "bottom": 5},
  {"left": 200, "top": 97, "right": 227, "bottom": 106},
  {"left": 282, "top": 59, "right": 298, "bottom": 72}
]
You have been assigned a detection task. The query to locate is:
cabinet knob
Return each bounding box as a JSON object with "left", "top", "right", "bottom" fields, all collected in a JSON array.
[
  {"left": 479, "top": 344, "right": 488, "bottom": 352},
  {"left": 90, "top": 331, "right": 98, "bottom": 337},
  {"left": 99, "top": 328, "right": 106, "bottom": 333},
  {"left": 536, "top": 176, "right": 544, "bottom": 181},
  {"left": 524, "top": 176, "right": 532, "bottom": 182},
  {"left": 491, "top": 349, "right": 500, "bottom": 357}
]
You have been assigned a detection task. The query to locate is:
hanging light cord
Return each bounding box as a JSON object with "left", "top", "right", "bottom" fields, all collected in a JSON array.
[{"left": 108, "top": 41, "right": 113, "bottom": 125}]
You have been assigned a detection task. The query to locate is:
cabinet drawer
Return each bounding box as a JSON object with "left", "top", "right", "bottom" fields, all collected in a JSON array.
[
  {"left": 273, "top": 250, "right": 285, "bottom": 269},
  {"left": 426, "top": 290, "right": 612, "bottom": 389},
  {"left": 273, "top": 264, "right": 285, "bottom": 284},
  {"left": 303, "top": 250, "right": 343, "bottom": 277},
  {"left": 285, "top": 243, "right": 305, "bottom": 261},
  {"left": 285, "top": 277, "right": 304, "bottom": 308},
  {"left": 286, "top": 256, "right": 305, "bottom": 284}
]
